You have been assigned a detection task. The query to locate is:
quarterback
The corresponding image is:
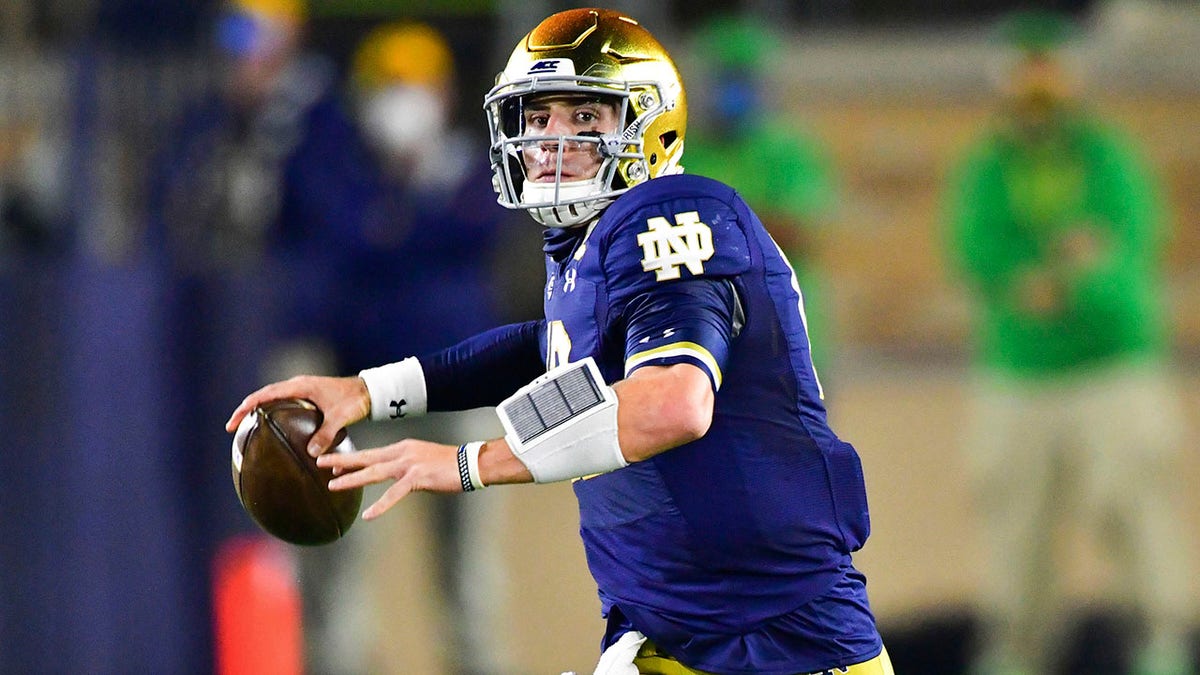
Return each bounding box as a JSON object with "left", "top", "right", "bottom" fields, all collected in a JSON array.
[{"left": 227, "top": 8, "right": 892, "bottom": 674}]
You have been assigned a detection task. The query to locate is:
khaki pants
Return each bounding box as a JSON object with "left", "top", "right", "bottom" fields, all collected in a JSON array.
[{"left": 965, "top": 359, "right": 1193, "bottom": 673}]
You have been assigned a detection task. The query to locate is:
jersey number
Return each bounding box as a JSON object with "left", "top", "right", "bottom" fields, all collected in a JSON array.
[{"left": 546, "top": 320, "right": 572, "bottom": 370}]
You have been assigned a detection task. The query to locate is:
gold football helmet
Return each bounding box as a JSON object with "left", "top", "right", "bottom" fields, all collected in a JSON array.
[{"left": 484, "top": 8, "right": 687, "bottom": 227}]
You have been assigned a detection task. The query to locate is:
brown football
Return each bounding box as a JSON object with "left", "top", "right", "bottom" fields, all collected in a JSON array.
[{"left": 231, "top": 398, "right": 362, "bottom": 546}]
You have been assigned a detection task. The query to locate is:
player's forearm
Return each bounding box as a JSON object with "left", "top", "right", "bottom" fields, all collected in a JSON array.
[
  {"left": 422, "top": 320, "right": 546, "bottom": 410},
  {"left": 476, "top": 437, "right": 534, "bottom": 486}
]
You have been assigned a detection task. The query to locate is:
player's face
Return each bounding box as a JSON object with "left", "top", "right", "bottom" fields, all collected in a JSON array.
[{"left": 520, "top": 95, "right": 620, "bottom": 183}]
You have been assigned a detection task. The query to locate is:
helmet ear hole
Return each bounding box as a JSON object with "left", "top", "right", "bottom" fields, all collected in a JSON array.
[{"left": 659, "top": 130, "right": 678, "bottom": 150}]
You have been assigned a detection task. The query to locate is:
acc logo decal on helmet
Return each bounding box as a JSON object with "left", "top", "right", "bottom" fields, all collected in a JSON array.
[{"left": 527, "top": 59, "right": 575, "bottom": 76}]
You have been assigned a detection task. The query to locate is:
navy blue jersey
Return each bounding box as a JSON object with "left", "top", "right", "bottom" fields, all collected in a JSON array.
[{"left": 541, "top": 174, "right": 879, "bottom": 673}]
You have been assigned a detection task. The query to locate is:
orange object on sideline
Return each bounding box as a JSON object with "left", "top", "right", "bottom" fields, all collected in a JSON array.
[{"left": 213, "top": 534, "right": 304, "bottom": 675}]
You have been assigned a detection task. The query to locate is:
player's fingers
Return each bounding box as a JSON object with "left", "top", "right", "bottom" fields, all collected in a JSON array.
[
  {"left": 305, "top": 384, "right": 369, "bottom": 453},
  {"left": 316, "top": 451, "right": 362, "bottom": 473},
  {"left": 310, "top": 413, "right": 360, "bottom": 456},
  {"left": 224, "top": 382, "right": 297, "bottom": 431},
  {"left": 325, "top": 467, "right": 375, "bottom": 492},
  {"left": 225, "top": 410, "right": 247, "bottom": 433},
  {"left": 325, "top": 451, "right": 400, "bottom": 490},
  {"left": 362, "top": 481, "right": 412, "bottom": 520},
  {"left": 306, "top": 423, "right": 343, "bottom": 457},
  {"left": 225, "top": 395, "right": 265, "bottom": 432},
  {"left": 317, "top": 447, "right": 375, "bottom": 470}
]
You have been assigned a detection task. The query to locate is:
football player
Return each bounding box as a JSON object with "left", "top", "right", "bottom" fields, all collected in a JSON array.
[{"left": 227, "top": 8, "right": 892, "bottom": 674}]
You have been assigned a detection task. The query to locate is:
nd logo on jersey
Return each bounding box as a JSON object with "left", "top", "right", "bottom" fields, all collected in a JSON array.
[{"left": 637, "top": 211, "right": 715, "bottom": 281}]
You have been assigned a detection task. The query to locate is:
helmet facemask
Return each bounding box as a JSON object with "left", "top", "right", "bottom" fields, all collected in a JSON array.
[{"left": 485, "top": 74, "right": 679, "bottom": 228}]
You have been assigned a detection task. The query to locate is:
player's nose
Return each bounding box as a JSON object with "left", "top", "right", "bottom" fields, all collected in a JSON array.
[{"left": 542, "top": 110, "right": 576, "bottom": 136}]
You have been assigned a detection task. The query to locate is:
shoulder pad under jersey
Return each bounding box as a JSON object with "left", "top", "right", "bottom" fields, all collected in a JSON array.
[{"left": 594, "top": 174, "right": 753, "bottom": 300}]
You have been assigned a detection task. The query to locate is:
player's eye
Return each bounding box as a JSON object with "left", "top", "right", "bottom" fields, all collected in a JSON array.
[
  {"left": 524, "top": 113, "right": 549, "bottom": 129},
  {"left": 575, "top": 109, "right": 598, "bottom": 124}
]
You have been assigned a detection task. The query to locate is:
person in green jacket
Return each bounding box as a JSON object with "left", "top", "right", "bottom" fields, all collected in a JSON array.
[
  {"left": 944, "top": 11, "right": 1194, "bottom": 675},
  {"left": 684, "top": 13, "right": 839, "bottom": 381}
]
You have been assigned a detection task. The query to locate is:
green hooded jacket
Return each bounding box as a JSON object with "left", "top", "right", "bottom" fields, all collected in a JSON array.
[{"left": 944, "top": 107, "right": 1170, "bottom": 376}]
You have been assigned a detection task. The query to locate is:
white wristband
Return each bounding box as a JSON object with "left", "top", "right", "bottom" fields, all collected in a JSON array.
[
  {"left": 465, "top": 441, "right": 486, "bottom": 490},
  {"left": 358, "top": 357, "right": 428, "bottom": 421}
]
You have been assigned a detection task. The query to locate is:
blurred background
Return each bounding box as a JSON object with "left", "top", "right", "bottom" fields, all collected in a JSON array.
[{"left": 1, "top": 0, "right": 1197, "bottom": 673}]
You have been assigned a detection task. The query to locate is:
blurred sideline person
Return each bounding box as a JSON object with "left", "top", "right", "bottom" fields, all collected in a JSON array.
[
  {"left": 943, "top": 10, "right": 1194, "bottom": 675},
  {"left": 296, "top": 21, "right": 517, "bottom": 675},
  {"left": 684, "top": 12, "right": 840, "bottom": 376},
  {"left": 145, "top": 0, "right": 375, "bottom": 671},
  {"left": 228, "top": 8, "right": 893, "bottom": 675},
  {"left": 148, "top": 0, "right": 373, "bottom": 393}
]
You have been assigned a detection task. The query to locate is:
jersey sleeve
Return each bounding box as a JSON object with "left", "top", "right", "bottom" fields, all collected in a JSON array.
[
  {"left": 597, "top": 177, "right": 752, "bottom": 390},
  {"left": 420, "top": 320, "right": 546, "bottom": 410},
  {"left": 622, "top": 278, "right": 740, "bottom": 391}
]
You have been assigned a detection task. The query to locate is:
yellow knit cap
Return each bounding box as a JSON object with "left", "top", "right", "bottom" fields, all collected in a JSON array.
[
  {"left": 352, "top": 22, "right": 454, "bottom": 90},
  {"left": 229, "top": 0, "right": 306, "bottom": 23}
]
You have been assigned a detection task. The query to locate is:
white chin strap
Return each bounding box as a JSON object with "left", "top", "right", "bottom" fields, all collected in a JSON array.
[{"left": 522, "top": 179, "right": 611, "bottom": 228}]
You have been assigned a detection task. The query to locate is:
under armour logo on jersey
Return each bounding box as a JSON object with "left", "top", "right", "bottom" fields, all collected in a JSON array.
[
  {"left": 638, "top": 328, "right": 675, "bottom": 344},
  {"left": 637, "top": 211, "right": 715, "bottom": 281},
  {"left": 563, "top": 269, "right": 578, "bottom": 293}
]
